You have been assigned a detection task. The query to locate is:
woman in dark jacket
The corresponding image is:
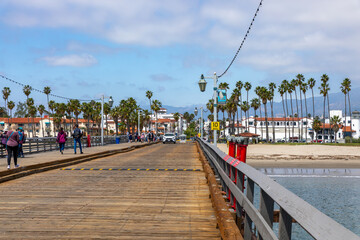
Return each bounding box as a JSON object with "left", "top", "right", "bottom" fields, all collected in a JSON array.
[
  {"left": 56, "top": 127, "right": 67, "bottom": 154},
  {"left": 6, "top": 126, "right": 20, "bottom": 170}
]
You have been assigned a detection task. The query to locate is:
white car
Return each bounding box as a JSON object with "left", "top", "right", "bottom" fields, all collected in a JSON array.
[{"left": 163, "top": 133, "right": 176, "bottom": 144}]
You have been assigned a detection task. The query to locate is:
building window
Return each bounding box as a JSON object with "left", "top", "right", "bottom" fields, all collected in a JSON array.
[
  {"left": 18, "top": 124, "right": 24, "bottom": 127},
  {"left": 249, "top": 121, "right": 253, "bottom": 126}
]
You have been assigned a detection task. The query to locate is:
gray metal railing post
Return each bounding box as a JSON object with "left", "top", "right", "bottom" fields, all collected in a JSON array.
[
  {"left": 244, "top": 178, "right": 254, "bottom": 240},
  {"left": 279, "top": 208, "right": 292, "bottom": 240},
  {"left": 259, "top": 190, "right": 274, "bottom": 240},
  {"left": 235, "top": 169, "right": 244, "bottom": 229}
]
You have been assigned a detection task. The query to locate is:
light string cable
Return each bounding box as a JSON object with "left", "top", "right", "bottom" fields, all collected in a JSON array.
[
  {"left": 218, "top": 0, "right": 264, "bottom": 78},
  {"left": 0, "top": 74, "right": 96, "bottom": 102}
]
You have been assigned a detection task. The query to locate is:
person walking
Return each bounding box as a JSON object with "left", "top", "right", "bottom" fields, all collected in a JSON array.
[
  {"left": 56, "top": 127, "right": 67, "bottom": 154},
  {"left": 5, "top": 126, "right": 20, "bottom": 169},
  {"left": 17, "top": 127, "right": 25, "bottom": 158},
  {"left": 72, "top": 124, "right": 83, "bottom": 154}
]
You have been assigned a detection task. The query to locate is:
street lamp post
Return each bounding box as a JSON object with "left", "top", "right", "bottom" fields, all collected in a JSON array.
[
  {"left": 198, "top": 72, "right": 218, "bottom": 147},
  {"left": 194, "top": 107, "right": 198, "bottom": 135},
  {"left": 138, "top": 109, "right": 142, "bottom": 136},
  {"left": 101, "top": 95, "right": 114, "bottom": 146}
]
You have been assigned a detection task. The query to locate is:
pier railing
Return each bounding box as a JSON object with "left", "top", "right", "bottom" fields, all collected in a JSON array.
[
  {"left": 0, "top": 135, "right": 128, "bottom": 157},
  {"left": 197, "top": 137, "right": 360, "bottom": 240}
]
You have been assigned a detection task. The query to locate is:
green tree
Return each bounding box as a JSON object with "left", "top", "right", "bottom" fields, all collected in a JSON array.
[
  {"left": 255, "top": 86, "right": 263, "bottom": 139},
  {"left": 288, "top": 81, "right": 295, "bottom": 142},
  {"left": 319, "top": 74, "right": 330, "bottom": 142},
  {"left": 244, "top": 82, "right": 252, "bottom": 130},
  {"left": 240, "top": 101, "right": 250, "bottom": 133},
  {"left": 330, "top": 115, "right": 341, "bottom": 143},
  {"left": 301, "top": 82, "right": 309, "bottom": 142},
  {"left": 259, "top": 87, "right": 270, "bottom": 142},
  {"left": 250, "top": 98, "right": 260, "bottom": 135},
  {"left": 43, "top": 86, "right": 51, "bottom": 127},
  {"left": 110, "top": 106, "right": 121, "bottom": 135},
  {"left": 236, "top": 81, "right": 244, "bottom": 132},
  {"left": 278, "top": 83, "right": 287, "bottom": 142},
  {"left": 296, "top": 74, "right": 305, "bottom": 141},
  {"left": 151, "top": 99, "right": 162, "bottom": 135},
  {"left": 2, "top": 87, "right": 11, "bottom": 115},
  {"left": 312, "top": 116, "right": 322, "bottom": 142},
  {"left": 146, "top": 90, "right": 153, "bottom": 130},
  {"left": 268, "top": 82, "right": 276, "bottom": 142},
  {"left": 7, "top": 100, "right": 15, "bottom": 124},
  {"left": 173, "top": 112, "right": 180, "bottom": 135},
  {"left": 341, "top": 78, "right": 352, "bottom": 140},
  {"left": 38, "top": 104, "right": 45, "bottom": 137}
]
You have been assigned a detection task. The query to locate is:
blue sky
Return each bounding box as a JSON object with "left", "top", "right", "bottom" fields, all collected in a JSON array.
[{"left": 1, "top": 0, "right": 359, "bottom": 110}]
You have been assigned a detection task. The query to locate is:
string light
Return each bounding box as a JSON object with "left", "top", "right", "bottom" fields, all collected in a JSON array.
[
  {"left": 218, "top": 0, "right": 264, "bottom": 78},
  {"left": 0, "top": 74, "right": 97, "bottom": 102}
]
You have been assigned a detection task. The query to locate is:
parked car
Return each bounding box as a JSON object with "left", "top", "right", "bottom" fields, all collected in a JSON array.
[{"left": 163, "top": 133, "right": 176, "bottom": 144}]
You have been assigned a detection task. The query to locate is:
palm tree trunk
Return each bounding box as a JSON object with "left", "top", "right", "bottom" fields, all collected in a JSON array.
[
  {"left": 294, "top": 88, "right": 300, "bottom": 141},
  {"left": 236, "top": 109, "right": 239, "bottom": 136},
  {"left": 311, "top": 88, "right": 315, "bottom": 141},
  {"left": 264, "top": 103, "right": 269, "bottom": 142},
  {"left": 327, "top": 95, "right": 331, "bottom": 143},
  {"left": 299, "top": 88, "right": 303, "bottom": 141},
  {"left": 239, "top": 96, "right": 243, "bottom": 133},
  {"left": 290, "top": 93, "right": 294, "bottom": 142},
  {"left": 281, "top": 95, "right": 286, "bottom": 143},
  {"left": 304, "top": 92, "right": 308, "bottom": 142},
  {"left": 259, "top": 106, "right": 263, "bottom": 139},
  {"left": 271, "top": 100, "right": 275, "bottom": 142},
  {"left": 344, "top": 93, "right": 347, "bottom": 139},
  {"left": 254, "top": 109, "right": 257, "bottom": 135},
  {"left": 285, "top": 92, "right": 289, "bottom": 143},
  {"left": 323, "top": 96, "right": 326, "bottom": 142},
  {"left": 348, "top": 92, "right": 352, "bottom": 142}
]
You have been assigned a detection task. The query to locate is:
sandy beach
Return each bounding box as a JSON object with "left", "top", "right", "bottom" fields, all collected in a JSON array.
[{"left": 217, "top": 143, "right": 360, "bottom": 168}]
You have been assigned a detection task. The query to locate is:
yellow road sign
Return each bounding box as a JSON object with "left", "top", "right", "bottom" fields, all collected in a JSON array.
[{"left": 211, "top": 121, "right": 220, "bottom": 130}]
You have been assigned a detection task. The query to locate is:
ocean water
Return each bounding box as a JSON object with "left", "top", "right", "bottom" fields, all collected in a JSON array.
[{"left": 257, "top": 168, "right": 360, "bottom": 239}]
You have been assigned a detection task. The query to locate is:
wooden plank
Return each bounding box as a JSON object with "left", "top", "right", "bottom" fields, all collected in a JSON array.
[{"left": 0, "top": 143, "right": 221, "bottom": 239}]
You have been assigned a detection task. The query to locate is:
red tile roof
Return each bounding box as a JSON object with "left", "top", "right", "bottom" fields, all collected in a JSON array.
[{"left": 342, "top": 126, "right": 356, "bottom": 132}]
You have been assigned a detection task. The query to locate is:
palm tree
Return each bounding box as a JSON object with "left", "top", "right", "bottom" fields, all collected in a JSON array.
[
  {"left": 232, "top": 88, "right": 241, "bottom": 135},
  {"left": 312, "top": 116, "right": 322, "bottom": 142},
  {"left": 330, "top": 115, "right": 341, "bottom": 143},
  {"left": 296, "top": 74, "right": 305, "bottom": 141},
  {"left": 301, "top": 82, "right": 309, "bottom": 142},
  {"left": 255, "top": 86, "right": 263, "bottom": 139},
  {"left": 282, "top": 80, "right": 290, "bottom": 142},
  {"left": 278, "top": 84, "right": 287, "bottom": 142},
  {"left": 240, "top": 101, "right": 250, "bottom": 132},
  {"left": 173, "top": 112, "right": 180, "bottom": 135},
  {"left": 7, "top": 101, "right": 15, "bottom": 124},
  {"left": 23, "top": 85, "right": 32, "bottom": 135},
  {"left": 308, "top": 78, "right": 316, "bottom": 141},
  {"left": 259, "top": 87, "right": 270, "bottom": 142},
  {"left": 82, "top": 102, "right": 92, "bottom": 135},
  {"left": 43, "top": 86, "right": 51, "bottom": 127},
  {"left": 2, "top": 87, "right": 11, "bottom": 115},
  {"left": 236, "top": 81, "right": 243, "bottom": 133},
  {"left": 151, "top": 99, "right": 162, "bottom": 135},
  {"left": 48, "top": 100, "right": 56, "bottom": 136},
  {"left": 218, "top": 82, "right": 229, "bottom": 134},
  {"left": 244, "top": 82, "right": 252, "bottom": 131},
  {"left": 268, "top": 82, "right": 276, "bottom": 142},
  {"left": 345, "top": 78, "right": 352, "bottom": 141},
  {"left": 319, "top": 74, "right": 330, "bottom": 142},
  {"left": 288, "top": 82, "right": 295, "bottom": 142},
  {"left": 70, "top": 99, "right": 82, "bottom": 125},
  {"left": 28, "top": 105, "right": 37, "bottom": 136},
  {"left": 341, "top": 78, "right": 352, "bottom": 141},
  {"left": 146, "top": 90, "right": 153, "bottom": 130},
  {"left": 110, "top": 106, "right": 121, "bottom": 135},
  {"left": 291, "top": 79, "right": 300, "bottom": 140},
  {"left": 250, "top": 98, "right": 260, "bottom": 135},
  {"left": 38, "top": 104, "right": 45, "bottom": 137},
  {"left": 26, "top": 97, "right": 35, "bottom": 137},
  {"left": 104, "top": 103, "right": 111, "bottom": 135},
  {"left": 226, "top": 95, "right": 237, "bottom": 135}
]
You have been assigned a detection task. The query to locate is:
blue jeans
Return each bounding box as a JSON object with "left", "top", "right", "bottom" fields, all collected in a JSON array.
[
  {"left": 74, "top": 138, "right": 82, "bottom": 153},
  {"left": 59, "top": 143, "right": 65, "bottom": 152}
]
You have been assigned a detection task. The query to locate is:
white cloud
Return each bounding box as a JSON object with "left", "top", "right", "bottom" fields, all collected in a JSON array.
[
  {"left": 42, "top": 54, "right": 97, "bottom": 67},
  {"left": 1, "top": 0, "right": 360, "bottom": 83}
]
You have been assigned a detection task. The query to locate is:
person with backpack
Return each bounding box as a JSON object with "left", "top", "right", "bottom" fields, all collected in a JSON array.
[
  {"left": 5, "top": 125, "right": 20, "bottom": 169},
  {"left": 56, "top": 127, "right": 67, "bottom": 154},
  {"left": 18, "top": 127, "right": 25, "bottom": 158},
  {"left": 72, "top": 124, "right": 83, "bottom": 154}
]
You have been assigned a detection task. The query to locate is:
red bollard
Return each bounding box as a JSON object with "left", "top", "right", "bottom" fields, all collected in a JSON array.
[
  {"left": 228, "top": 138, "right": 236, "bottom": 158},
  {"left": 87, "top": 134, "right": 91, "bottom": 147}
]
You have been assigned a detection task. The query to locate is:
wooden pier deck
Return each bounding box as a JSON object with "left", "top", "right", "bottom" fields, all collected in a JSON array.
[{"left": 0, "top": 143, "right": 220, "bottom": 239}]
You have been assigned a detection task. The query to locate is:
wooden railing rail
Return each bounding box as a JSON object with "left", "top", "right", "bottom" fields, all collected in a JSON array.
[
  {"left": 197, "top": 138, "right": 360, "bottom": 240},
  {"left": 0, "top": 135, "right": 128, "bottom": 157}
]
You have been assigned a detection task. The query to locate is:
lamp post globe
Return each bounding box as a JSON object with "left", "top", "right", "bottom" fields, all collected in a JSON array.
[
  {"left": 198, "top": 74, "right": 207, "bottom": 92},
  {"left": 194, "top": 107, "right": 198, "bottom": 116},
  {"left": 109, "top": 96, "right": 114, "bottom": 108}
]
